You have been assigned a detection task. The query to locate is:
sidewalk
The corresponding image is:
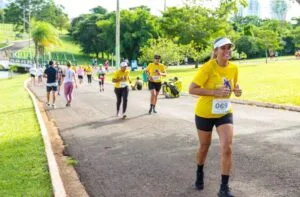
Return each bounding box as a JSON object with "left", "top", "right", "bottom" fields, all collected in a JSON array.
[{"left": 30, "top": 80, "right": 300, "bottom": 197}]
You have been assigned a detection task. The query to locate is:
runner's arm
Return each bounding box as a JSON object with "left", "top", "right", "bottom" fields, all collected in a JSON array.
[{"left": 189, "top": 82, "right": 215, "bottom": 96}]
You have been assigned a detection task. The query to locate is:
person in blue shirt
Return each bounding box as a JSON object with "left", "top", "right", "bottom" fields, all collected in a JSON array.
[{"left": 43, "top": 60, "right": 57, "bottom": 108}]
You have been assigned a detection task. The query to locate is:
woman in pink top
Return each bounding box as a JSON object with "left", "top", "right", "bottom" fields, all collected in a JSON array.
[
  {"left": 64, "top": 61, "right": 78, "bottom": 107},
  {"left": 77, "top": 66, "right": 84, "bottom": 84},
  {"left": 104, "top": 60, "right": 109, "bottom": 71}
]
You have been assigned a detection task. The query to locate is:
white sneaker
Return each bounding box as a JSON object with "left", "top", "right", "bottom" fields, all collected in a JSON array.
[
  {"left": 46, "top": 102, "right": 50, "bottom": 107},
  {"left": 52, "top": 104, "right": 56, "bottom": 108},
  {"left": 116, "top": 111, "right": 121, "bottom": 117}
]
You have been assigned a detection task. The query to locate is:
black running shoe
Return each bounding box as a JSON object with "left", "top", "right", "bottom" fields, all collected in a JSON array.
[
  {"left": 153, "top": 108, "right": 157, "bottom": 113},
  {"left": 218, "top": 184, "right": 235, "bottom": 197},
  {"left": 148, "top": 108, "right": 152, "bottom": 114},
  {"left": 195, "top": 171, "right": 204, "bottom": 190}
]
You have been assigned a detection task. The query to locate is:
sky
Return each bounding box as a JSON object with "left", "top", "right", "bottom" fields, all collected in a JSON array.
[{"left": 53, "top": 0, "right": 300, "bottom": 20}]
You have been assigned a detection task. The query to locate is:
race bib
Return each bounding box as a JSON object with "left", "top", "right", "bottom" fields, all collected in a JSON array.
[
  {"left": 212, "top": 99, "right": 231, "bottom": 114},
  {"left": 152, "top": 75, "right": 160, "bottom": 81},
  {"left": 120, "top": 82, "right": 128, "bottom": 88}
]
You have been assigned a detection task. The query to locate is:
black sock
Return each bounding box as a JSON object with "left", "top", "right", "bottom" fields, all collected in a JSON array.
[
  {"left": 221, "top": 175, "right": 229, "bottom": 186},
  {"left": 197, "top": 164, "right": 204, "bottom": 173},
  {"left": 150, "top": 104, "right": 153, "bottom": 109}
]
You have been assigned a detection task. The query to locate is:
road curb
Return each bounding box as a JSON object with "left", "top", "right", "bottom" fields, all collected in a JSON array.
[
  {"left": 231, "top": 99, "right": 300, "bottom": 112},
  {"left": 24, "top": 79, "right": 66, "bottom": 197}
]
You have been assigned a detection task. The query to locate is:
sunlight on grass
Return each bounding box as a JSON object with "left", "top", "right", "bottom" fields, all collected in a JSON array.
[{"left": 0, "top": 75, "right": 52, "bottom": 196}]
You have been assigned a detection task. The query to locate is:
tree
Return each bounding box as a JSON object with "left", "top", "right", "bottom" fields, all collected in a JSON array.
[
  {"left": 71, "top": 14, "right": 104, "bottom": 58},
  {"left": 293, "top": 26, "right": 300, "bottom": 48},
  {"left": 90, "top": 6, "right": 107, "bottom": 15},
  {"left": 139, "top": 38, "right": 182, "bottom": 65},
  {"left": 0, "top": 9, "right": 4, "bottom": 23},
  {"left": 31, "top": 21, "right": 60, "bottom": 65},
  {"left": 235, "top": 36, "right": 260, "bottom": 58},
  {"left": 119, "top": 7, "right": 159, "bottom": 60},
  {"left": 254, "top": 28, "right": 281, "bottom": 63},
  {"left": 4, "top": 0, "right": 69, "bottom": 32}
]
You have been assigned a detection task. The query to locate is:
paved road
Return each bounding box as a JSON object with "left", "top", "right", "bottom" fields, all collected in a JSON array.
[
  {"left": 30, "top": 81, "right": 300, "bottom": 197},
  {"left": 0, "top": 40, "right": 31, "bottom": 51}
]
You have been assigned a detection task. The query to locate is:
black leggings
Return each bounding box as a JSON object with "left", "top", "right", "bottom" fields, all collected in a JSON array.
[
  {"left": 114, "top": 87, "right": 129, "bottom": 113},
  {"left": 87, "top": 74, "right": 92, "bottom": 83}
]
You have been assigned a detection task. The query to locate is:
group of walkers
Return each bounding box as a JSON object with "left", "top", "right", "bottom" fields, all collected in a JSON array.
[
  {"left": 43, "top": 60, "right": 78, "bottom": 108},
  {"left": 41, "top": 37, "right": 242, "bottom": 197},
  {"left": 41, "top": 60, "right": 110, "bottom": 108}
]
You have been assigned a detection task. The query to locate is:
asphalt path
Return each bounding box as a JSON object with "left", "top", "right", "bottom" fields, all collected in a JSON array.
[{"left": 30, "top": 80, "right": 300, "bottom": 197}]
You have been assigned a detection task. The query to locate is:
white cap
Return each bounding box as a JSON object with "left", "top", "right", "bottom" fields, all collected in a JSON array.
[
  {"left": 214, "top": 37, "right": 233, "bottom": 49},
  {"left": 120, "top": 62, "right": 128, "bottom": 68}
]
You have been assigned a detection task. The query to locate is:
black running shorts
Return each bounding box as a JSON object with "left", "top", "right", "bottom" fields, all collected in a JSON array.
[
  {"left": 195, "top": 113, "right": 233, "bottom": 132},
  {"left": 148, "top": 81, "right": 162, "bottom": 92},
  {"left": 46, "top": 85, "right": 57, "bottom": 92}
]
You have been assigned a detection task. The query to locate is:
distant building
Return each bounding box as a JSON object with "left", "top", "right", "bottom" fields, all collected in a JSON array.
[
  {"left": 237, "top": 0, "right": 261, "bottom": 17},
  {"left": 270, "top": 0, "right": 288, "bottom": 21},
  {"left": 237, "top": 0, "right": 290, "bottom": 21}
]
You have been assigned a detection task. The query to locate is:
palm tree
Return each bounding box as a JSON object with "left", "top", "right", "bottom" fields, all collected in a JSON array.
[{"left": 31, "top": 21, "right": 60, "bottom": 66}]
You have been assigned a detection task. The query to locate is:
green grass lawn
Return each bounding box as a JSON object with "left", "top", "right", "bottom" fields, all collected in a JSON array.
[
  {"left": 0, "top": 42, "right": 8, "bottom": 48},
  {"left": 0, "top": 24, "right": 15, "bottom": 42},
  {"left": 106, "top": 59, "right": 300, "bottom": 106},
  {"left": 0, "top": 75, "right": 52, "bottom": 196}
]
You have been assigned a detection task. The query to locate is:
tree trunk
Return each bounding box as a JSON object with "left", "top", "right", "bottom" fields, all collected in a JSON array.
[{"left": 34, "top": 43, "right": 38, "bottom": 67}]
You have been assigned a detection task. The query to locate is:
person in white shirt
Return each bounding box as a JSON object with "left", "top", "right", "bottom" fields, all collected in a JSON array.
[
  {"left": 64, "top": 61, "right": 78, "bottom": 107},
  {"left": 97, "top": 64, "right": 106, "bottom": 92},
  {"left": 29, "top": 67, "right": 36, "bottom": 85}
]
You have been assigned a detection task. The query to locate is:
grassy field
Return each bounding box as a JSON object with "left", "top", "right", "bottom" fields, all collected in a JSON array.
[
  {"left": 48, "top": 35, "right": 91, "bottom": 65},
  {"left": 105, "top": 59, "right": 300, "bottom": 106},
  {"left": 0, "top": 75, "right": 52, "bottom": 196},
  {"left": 19, "top": 35, "right": 92, "bottom": 65},
  {"left": 0, "top": 24, "right": 15, "bottom": 42}
]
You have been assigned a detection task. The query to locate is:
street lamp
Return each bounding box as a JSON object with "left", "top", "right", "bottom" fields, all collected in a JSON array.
[{"left": 116, "top": 0, "right": 120, "bottom": 68}]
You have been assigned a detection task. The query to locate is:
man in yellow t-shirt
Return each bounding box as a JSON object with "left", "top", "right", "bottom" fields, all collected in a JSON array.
[
  {"left": 86, "top": 65, "right": 93, "bottom": 84},
  {"left": 189, "top": 37, "right": 242, "bottom": 197},
  {"left": 146, "top": 54, "right": 167, "bottom": 114},
  {"left": 112, "top": 62, "right": 131, "bottom": 119}
]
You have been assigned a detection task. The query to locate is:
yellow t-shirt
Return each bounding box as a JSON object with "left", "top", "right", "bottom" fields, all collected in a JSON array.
[
  {"left": 86, "top": 66, "right": 93, "bottom": 75},
  {"left": 192, "top": 59, "right": 238, "bottom": 118},
  {"left": 146, "top": 63, "right": 166, "bottom": 83},
  {"left": 113, "top": 69, "right": 131, "bottom": 88}
]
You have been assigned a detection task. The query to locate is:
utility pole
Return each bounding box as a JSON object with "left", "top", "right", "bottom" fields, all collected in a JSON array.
[
  {"left": 116, "top": 0, "right": 120, "bottom": 68},
  {"left": 28, "top": 0, "right": 31, "bottom": 63},
  {"left": 164, "top": 0, "right": 167, "bottom": 12},
  {"left": 23, "top": 5, "right": 26, "bottom": 34}
]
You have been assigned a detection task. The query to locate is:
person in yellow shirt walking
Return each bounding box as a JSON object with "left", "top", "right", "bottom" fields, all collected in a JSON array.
[
  {"left": 112, "top": 62, "right": 131, "bottom": 119},
  {"left": 189, "top": 37, "right": 242, "bottom": 197},
  {"left": 146, "top": 54, "right": 167, "bottom": 114},
  {"left": 86, "top": 65, "right": 93, "bottom": 84}
]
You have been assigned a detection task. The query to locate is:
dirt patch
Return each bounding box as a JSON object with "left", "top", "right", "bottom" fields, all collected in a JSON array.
[{"left": 37, "top": 101, "right": 89, "bottom": 197}]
